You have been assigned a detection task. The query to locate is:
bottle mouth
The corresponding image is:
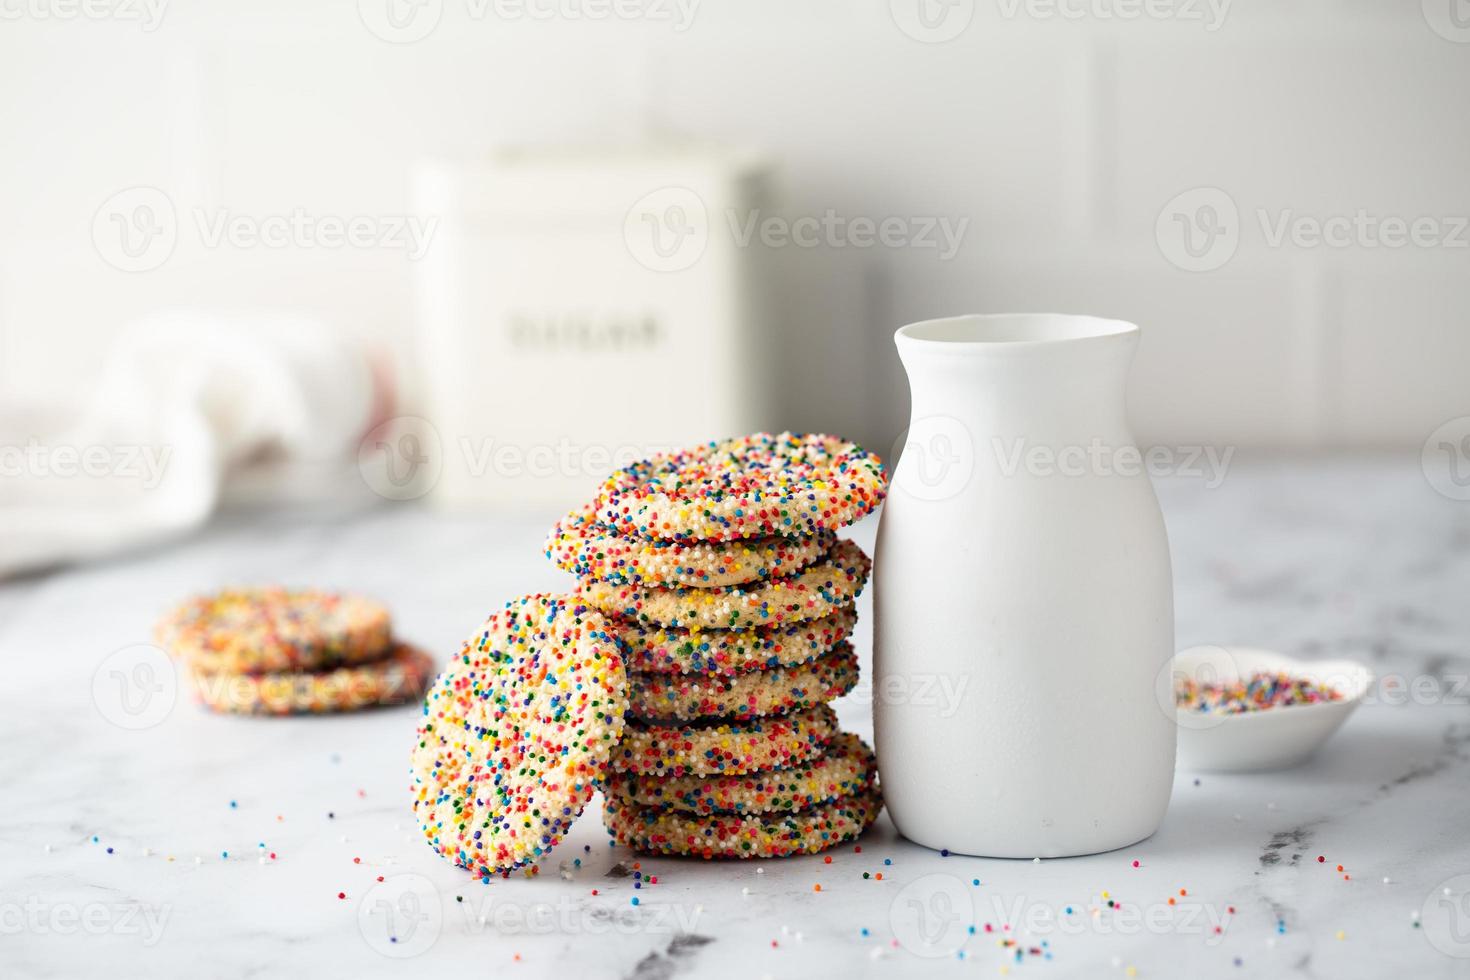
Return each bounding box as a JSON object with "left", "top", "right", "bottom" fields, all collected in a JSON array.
[{"left": 896, "top": 313, "right": 1139, "bottom": 349}]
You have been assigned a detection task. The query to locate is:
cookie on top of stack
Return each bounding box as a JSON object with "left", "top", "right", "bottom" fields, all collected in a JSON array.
[
  {"left": 156, "top": 587, "right": 433, "bottom": 715},
  {"left": 547, "top": 432, "right": 889, "bottom": 859}
]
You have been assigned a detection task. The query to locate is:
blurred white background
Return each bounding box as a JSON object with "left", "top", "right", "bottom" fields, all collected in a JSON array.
[{"left": 2, "top": 0, "right": 1468, "bottom": 479}]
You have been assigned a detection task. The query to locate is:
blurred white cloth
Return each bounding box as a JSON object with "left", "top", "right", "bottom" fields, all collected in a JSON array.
[{"left": 0, "top": 312, "right": 381, "bottom": 578}]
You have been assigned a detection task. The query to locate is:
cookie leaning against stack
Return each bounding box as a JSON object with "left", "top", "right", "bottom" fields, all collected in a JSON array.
[
  {"left": 410, "top": 595, "right": 626, "bottom": 879},
  {"left": 155, "top": 587, "right": 433, "bottom": 715},
  {"left": 547, "top": 431, "right": 889, "bottom": 859}
]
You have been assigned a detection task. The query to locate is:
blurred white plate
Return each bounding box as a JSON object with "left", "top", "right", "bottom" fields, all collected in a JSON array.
[{"left": 1173, "top": 646, "right": 1373, "bottom": 772}]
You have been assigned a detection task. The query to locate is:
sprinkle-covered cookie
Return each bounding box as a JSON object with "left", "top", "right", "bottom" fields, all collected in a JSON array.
[
  {"left": 547, "top": 503, "right": 831, "bottom": 588},
  {"left": 621, "top": 731, "right": 877, "bottom": 815},
  {"left": 595, "top": 432, "right": 887, "bottom": 543},
  {"left": 156, "top": 587, "right": 391, "bottom": 675},
  {"left": 628, "top": 643, "right": 859, "bottom": 722},
  {"left": 613, "top": 703, "right": 837, "bottom": 778},
  {"left": 615, "top": 605, "right": 857, "bottom": 676},
  {"left": 603, "top": 782, "right": 882, "bottom": 859},
  {"left": 189, "top": 643, "right": 433, "bottom": 716},
  {"left": 410, "top": 595, "right": 627, "bottom": 879},
  {"left": 580, "top": 538, "right": 871, "bottom": 630}
]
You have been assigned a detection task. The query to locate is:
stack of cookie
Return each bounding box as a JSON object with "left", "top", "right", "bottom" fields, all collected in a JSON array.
[
  {"left": 156, "top": 587, "right": 433, "bottom": 716},
  {"left": 546, "top": 432, "right": 889, "bottom": 859}
]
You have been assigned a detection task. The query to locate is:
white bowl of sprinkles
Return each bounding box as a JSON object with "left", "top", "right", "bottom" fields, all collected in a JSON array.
[{"left": 1170, "top": 646, "right": 1373, "bottom": 772}]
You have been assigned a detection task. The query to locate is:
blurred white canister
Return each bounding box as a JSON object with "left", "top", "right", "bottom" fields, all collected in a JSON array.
[{"left": 411, "top": 145, "right": 772, "bottom": 510}]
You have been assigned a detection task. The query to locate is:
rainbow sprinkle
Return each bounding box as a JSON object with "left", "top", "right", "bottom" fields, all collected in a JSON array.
[{"left": 1176, "top": 672, "right": 1343, "bottom": 713}]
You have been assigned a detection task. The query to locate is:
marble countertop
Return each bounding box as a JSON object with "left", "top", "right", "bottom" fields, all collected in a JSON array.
[{"left": 3, "top": 456, "right": 1469, "bottom": 979}]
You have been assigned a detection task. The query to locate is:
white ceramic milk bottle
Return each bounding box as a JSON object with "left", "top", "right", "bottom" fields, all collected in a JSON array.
[{"left": 873, "top": 313, "right": 1175, "bottom": 858}]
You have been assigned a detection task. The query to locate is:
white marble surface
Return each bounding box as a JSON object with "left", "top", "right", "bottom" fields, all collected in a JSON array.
[{"left": 3, "top": 456, "right": 1470, "bottom": 979}]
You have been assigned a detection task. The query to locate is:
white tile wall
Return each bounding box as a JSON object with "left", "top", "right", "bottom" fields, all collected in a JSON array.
[
  {"left": 1331, "top": 250, "right": 1470, "bottom": 446},
  {"left": 1, "top": 0, "right": 1467, "bottom": 456}
]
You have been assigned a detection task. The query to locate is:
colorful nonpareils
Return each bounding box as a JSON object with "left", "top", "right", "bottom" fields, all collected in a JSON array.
[
  {"left": 589, "top": 432, "right": 887, "bottom": 543},
  {"left": 409, "top": 595, "right": 627, "bottom": 878},
  {"left": 562, "top": 432, "right": 887, "bottom": 859},
  {"left": 411, "top": 432, "right": 886, "bottom": 876},
  {"left": 1175, "top": 671, "right": 1343, "bottom": 714}
]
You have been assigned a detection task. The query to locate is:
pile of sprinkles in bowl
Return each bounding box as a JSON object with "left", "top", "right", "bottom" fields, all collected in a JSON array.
[{"left": 1175, "top": 671, "right": 1343, "bottom": 714}]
